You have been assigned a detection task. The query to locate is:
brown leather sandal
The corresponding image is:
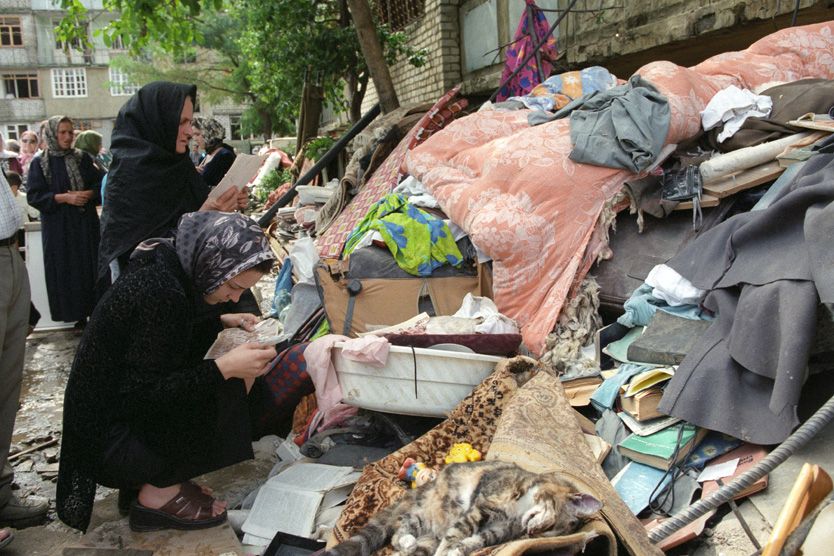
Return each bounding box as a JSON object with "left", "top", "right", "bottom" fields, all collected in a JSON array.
[{"left": 129, "top": 482, "right": 227, "bottom": 532}]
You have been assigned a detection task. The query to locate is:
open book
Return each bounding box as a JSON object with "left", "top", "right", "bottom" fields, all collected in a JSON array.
[{"left": 242, "top": 463, "right": 362, "bottom": 542}]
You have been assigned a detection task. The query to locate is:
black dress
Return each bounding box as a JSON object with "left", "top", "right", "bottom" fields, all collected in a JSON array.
[
  {"left": 56, "top": 247, "right": 253, "bottom": 532},
  {"left": 201, "top": 145, "right": 236, "bottom": 187},
  {"left": 26, "top": 153, "right": 104, "bottom": 323}
]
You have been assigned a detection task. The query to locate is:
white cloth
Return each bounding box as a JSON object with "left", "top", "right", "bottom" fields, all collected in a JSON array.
[
  {"left": 645, "top": 264, "right": 707, "bottom": 307},
  {"left": 700, "top": 85, "right": 773, "bottom": 143},
  {"left": 453, "top": 293, "right": 520, "bottom": 334},
  {"left": 0, "top": 173, "right": 24, "bottom": 239}
]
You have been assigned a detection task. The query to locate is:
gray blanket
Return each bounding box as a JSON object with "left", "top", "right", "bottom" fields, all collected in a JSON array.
[{"left": 658, "top": 153, "right": 834, "bottom": 444}]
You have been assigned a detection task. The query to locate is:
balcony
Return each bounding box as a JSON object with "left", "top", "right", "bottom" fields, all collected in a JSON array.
[{"left": 0, "top": 97, "right": 45, "bottom": 121}]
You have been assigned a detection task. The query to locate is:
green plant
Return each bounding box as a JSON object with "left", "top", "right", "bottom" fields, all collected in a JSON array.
[
  {"left": 255, "top": 167, "right": 293, "bottom": 202},
  {"left": 305, "top": 136, "right": 337, "bottom": 162}
]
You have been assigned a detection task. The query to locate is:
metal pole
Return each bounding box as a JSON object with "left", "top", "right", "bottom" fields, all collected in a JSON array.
[
  {"left": 257, "top": 102, "right": 382, "bottom": 228},
  {"left": 489, "top": 0, "right": 579, "bottom": 103}
]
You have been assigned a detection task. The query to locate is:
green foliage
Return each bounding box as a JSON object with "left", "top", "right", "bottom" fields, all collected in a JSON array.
[
  {"left": 305, "top": 136, "right": 337, "bottom": 162},
  {"left": 56, "top": 0, "right": 429, "bottom": 134},
  {"left": 255, "top": 167, "right": 294, "bottom": 202}
]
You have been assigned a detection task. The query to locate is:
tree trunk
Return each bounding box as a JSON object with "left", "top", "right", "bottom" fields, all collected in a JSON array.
[
  {"left": 260, "top": 108, "right": 272, "bottom": 144},
  {"left": 346, "top": 0, "right": 399, "bottom": 114},
  {"left": 296, "top": 79, "right": 324, "bottom": 155}
]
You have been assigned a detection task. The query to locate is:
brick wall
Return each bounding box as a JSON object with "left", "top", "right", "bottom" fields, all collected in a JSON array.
[{"left": 361, "top": 0, "right": 462, "bottom": 112}]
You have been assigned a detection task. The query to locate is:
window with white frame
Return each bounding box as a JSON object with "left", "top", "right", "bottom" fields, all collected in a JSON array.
[
  {"left": 51, "top": 68, "right": 87, "bottom": 98},
  {"left": 108, "top": 67, "right": 139, "bottom": 96},
  {"left": 0, "top": 16, "right": 23, "bottom": 47},
  {"left": 2, "top": 72, "right": 39, "bottom": 98},
  {"left": 4, "top": 124, "right": 29, "bottom": 141}
]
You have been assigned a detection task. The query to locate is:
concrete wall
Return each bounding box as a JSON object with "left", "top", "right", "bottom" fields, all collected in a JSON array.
[{"left": 357, "top": 0, "right": 834, "bottom": 111}]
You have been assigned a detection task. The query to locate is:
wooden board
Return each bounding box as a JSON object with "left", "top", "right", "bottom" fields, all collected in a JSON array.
[
  {"left": 702, "top": 160, "right": 785, "bottom": 199},
  {"left": 674, "top": 194, "right": 719, "bottom": 211}
]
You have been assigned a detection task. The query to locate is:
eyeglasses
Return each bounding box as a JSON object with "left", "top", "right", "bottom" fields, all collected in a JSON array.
[{"left": 21, "top": 139, "right": 37, "bottom": 143}]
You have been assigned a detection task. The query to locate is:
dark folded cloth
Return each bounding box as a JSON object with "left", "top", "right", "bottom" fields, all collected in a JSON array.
[{"left": 384, "top": 333, "right": 522, "bottom": 356}]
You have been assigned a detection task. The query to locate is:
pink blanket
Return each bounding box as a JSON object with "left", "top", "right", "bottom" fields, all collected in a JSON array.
[{"left": 404, "top": 21, "right": 834, "bottom": 355}]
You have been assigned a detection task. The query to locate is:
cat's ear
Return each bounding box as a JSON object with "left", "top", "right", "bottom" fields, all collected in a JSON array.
[{"left": 569, "top": 493, "right": 603, "bottom": 517}]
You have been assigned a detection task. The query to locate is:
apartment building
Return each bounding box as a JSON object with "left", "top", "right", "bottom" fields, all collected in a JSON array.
[{"left": 0, "top": 0, "right": 141, "bottom": 144}]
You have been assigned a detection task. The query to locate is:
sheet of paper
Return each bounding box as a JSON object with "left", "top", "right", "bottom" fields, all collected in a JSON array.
[
  {"left": 272, "top": 463, "right": 356, "bottom": 491},
  {"left": 697, "top": 458, "right": 739, "bottom": 483},
  {"left": 208, "top": 153, "right": 269, "bottom": 199}
]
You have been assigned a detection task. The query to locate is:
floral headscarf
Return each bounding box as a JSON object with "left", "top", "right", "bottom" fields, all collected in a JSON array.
[
  {"left": 133, "top": 211, "right": 275, "bottom": 297},
  {"left": 39, "top": 116, "right": 86, "bottom": 191},
  {"left": 192, "top": 116, "right": 226, "bottom": 153}
]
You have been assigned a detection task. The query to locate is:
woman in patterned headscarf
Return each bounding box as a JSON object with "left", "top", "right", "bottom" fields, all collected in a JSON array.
[
  {"left": 26, "top": 115, "right": 105, "bottom": 335},
  {"left": 57, "top": 211, "right": 277, "bottom": 534},
  {"left": 192, "top": 116, "right": 237, "bottom": 187}
]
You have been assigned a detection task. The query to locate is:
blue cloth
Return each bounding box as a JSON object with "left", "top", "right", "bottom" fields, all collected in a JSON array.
[
  {"left": 270, "top": 258, "right": 293, "bottom": 318},
  {"left": 590, "top": 363, "right": 653, "bottom": 413},
  {"left": 508, "top": 66, "right": 618, "bottom": 111},
  {"left": 617, "top": 284, "right": 713, "bottom": 328}
]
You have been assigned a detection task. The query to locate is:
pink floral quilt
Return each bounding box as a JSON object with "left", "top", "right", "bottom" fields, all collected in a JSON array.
[{"left": 404, "top": 22, "right": 834, "bottom": 355}]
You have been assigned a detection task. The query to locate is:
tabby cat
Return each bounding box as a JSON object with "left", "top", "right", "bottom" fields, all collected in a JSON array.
[{"left": 324, "top": 460, "right": 602, "bottom": 556}]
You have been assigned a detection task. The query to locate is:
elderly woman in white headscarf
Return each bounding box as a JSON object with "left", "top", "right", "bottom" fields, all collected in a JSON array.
[{"left": 57, "top": 211, "right": 278, "bottom": 534}]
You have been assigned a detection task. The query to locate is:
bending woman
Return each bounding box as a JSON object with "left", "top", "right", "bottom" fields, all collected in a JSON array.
[
  {"left": 57, "top": 211, "right": 278, "bottom": 533},
  {"left": 193, "top": 116, "right": 236, "bottom": 188}
]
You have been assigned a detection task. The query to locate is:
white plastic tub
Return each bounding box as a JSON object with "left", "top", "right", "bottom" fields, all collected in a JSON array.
[
  {"left": 332, "top": 343, "right": 503, "bottom": 417},
  {"left": 296, "top": 186, "right": 335, "bottom": 205}
]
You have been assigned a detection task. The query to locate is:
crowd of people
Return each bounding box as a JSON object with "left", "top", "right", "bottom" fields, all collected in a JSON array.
[{"left": 0, "top": 81, "right": 273, "bottom": 548}]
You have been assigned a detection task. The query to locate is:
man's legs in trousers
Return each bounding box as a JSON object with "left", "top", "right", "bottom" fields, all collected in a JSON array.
[{"left": 0, "top": 242, "right": 47, "bottom": 525}]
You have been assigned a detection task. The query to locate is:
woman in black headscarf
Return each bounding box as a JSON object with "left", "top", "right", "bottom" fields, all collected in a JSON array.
[
  {"left": 98, "top": 81, "right": 247, "bottom": 286},
  {"left": 193, "top": 116, "right": 237, "bottom": 187},
  {"left": 26, "top": 115, "right": 105, "bottom": 335},
  {"left": 57, "top": 211, "right": 278, "bottom": 533}
]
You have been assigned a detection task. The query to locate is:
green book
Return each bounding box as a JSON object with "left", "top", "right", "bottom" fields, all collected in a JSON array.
[{"left": 618, "top": 422, "right": 708, "bottom": 470}]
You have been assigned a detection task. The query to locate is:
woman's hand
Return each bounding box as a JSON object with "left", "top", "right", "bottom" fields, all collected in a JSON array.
[
  {"left": 221, "top": 313, "right": 260, "bottom": 332},
  {"left": 55, "top": 191, "right": 92, "bottom": 206},
  {"left": 199, "top": 187, "right": 238, "bottom": 212},
  {"left": 236, "top": 186, "right": 250, "bottom": 210},
  {"left": 215, "top": 342, "right": 276, "bottom": 383}
]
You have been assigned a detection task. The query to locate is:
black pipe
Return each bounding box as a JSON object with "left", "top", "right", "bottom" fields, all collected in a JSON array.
[
  {"left": 489, "top": 0, "right": 579, "bottom": 103},
  {"left": 257, "top": 102, "right": 382, "bottom": 228}
]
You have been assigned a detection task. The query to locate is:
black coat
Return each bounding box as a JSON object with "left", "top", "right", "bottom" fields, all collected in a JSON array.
[
  {"left": 56, "top": 246, "right": 250, "bottom": 532},
  {"left": 26, "top": 153, "right": 104, "bottom": 322}
]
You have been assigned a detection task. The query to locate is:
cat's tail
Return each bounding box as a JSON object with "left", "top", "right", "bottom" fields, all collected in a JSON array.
[{"left": 322, "top": 505, "right": 400, "bottom": 556}]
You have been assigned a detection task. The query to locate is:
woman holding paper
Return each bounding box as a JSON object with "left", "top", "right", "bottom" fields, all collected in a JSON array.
[
  {"left": 98, "top": 81, "right": 249, "bottom": 286},
  {"left": 192, "top": 116, "right": 237, "bottom": 188},
  {"left": 57, "top": 211, "right": 277, "bottom": 533}
]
